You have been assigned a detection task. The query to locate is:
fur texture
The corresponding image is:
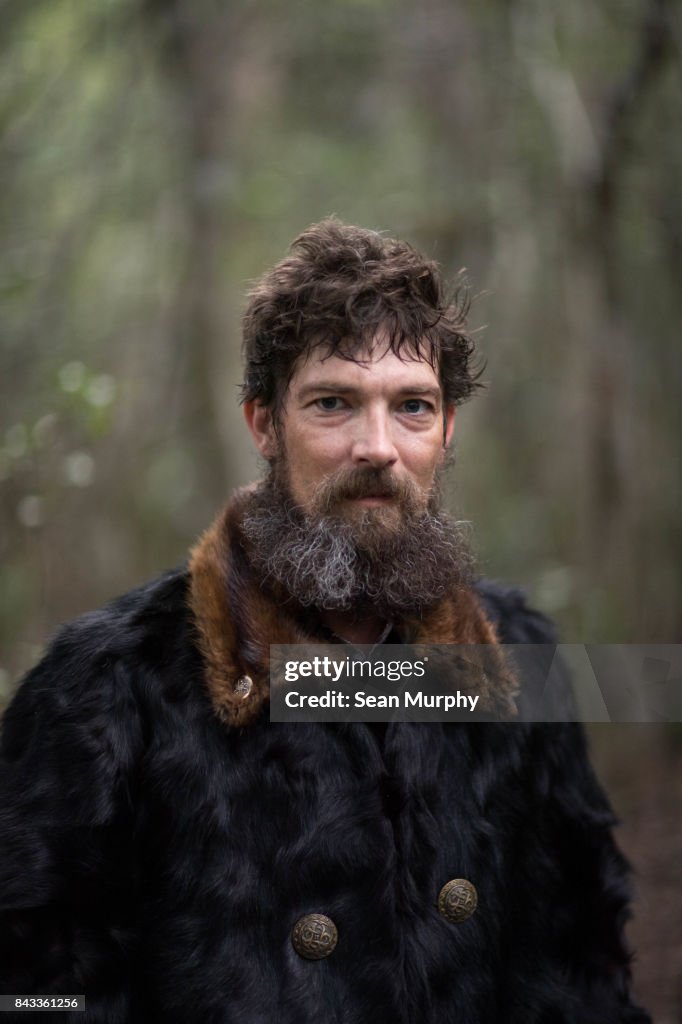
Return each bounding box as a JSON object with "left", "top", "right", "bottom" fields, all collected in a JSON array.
[
  {"left": 188, "top": 486, "right": 511, "bottom": 727},
  {"left": 0, "top": 496, "right": 649, "bottom": 1023}
]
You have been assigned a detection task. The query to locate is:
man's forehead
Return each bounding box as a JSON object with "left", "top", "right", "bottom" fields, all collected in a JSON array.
[{"left": 290, "top": 342, "right": 442, "bottom": 391}]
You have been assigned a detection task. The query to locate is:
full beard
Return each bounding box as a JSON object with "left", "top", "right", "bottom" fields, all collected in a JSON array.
[{"left": 240, "top": 463, "right": 476, "bottom": 619}]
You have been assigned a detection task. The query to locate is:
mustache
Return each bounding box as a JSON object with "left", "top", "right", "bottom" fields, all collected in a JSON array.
[{"left": 310, "top": 467, "right": 422, "bottom": 512}]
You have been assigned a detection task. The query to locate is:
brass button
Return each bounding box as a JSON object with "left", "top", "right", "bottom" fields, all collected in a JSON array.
[
  {"left": 292, "top": 913, "right": 338, "bottom": 960},
  {"left": 438, "top": 878, "right": 478, "bottom": 923}
]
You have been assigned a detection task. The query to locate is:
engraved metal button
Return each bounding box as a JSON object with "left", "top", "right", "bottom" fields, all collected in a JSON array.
[
  {"left": 234, "top": 675, "right": 252, "bottom": 699},
  {"left": 291, "top": 913, "right": 338, "bottom": 960},
  {"left": 438, "top": 878, "right": 478, "bottom": 923}
]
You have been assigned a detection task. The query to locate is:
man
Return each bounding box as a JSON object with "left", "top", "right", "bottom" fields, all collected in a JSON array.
[{"left": 1, "top": 219, "right": 648, "bottom": 1022}]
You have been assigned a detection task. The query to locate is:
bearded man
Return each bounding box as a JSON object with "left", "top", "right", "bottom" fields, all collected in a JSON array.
[{"left": 0, "top": 219, "right": 648, "bottom": 1023}]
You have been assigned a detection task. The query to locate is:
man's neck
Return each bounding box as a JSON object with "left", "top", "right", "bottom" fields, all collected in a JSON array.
[{"left": 320, "top": 609, "right": 390, "bottom": 646}]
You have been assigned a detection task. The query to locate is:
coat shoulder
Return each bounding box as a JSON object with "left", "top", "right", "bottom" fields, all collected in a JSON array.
[
  {"left": 50, "top": 565, "right": 191, "bottom": 661},
  {"left": 1, "top": 567, "right": 194, "bottom": 758},
  {"left": 474, "top": 577, "right": 558, "bottom": 644},
  {"left": 473, "top": 578, "right": 577, "bottom": 718}
]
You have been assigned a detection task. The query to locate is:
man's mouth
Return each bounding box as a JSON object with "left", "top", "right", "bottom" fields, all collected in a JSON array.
[{"left": 349, "top": 494, "right": 394, "bottom": 506}]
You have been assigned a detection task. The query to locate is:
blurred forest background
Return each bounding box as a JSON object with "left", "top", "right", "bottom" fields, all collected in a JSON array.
[{"left": 1, "top": 0, "right": 680, "bottom": 1017}]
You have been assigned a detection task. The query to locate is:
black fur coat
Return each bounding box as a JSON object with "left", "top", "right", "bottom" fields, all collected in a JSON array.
[{"left": 0, "top": 492, "right": 649, "bottom": 1023}]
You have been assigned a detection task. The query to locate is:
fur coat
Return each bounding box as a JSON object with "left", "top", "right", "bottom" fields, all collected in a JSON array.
[{"left": 0, "top": 490, "right": 649, "bottom": 1023}]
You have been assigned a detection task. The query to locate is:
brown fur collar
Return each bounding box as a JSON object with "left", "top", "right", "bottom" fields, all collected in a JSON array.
[{"left": 188, "top": 486, "right": 517, "bottom": 727}]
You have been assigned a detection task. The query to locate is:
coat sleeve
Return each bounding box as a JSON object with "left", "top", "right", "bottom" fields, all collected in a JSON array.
[
  {"left": 498, "top": 721, "right": 651, "bottom": 1023},
  {"left": 474, "top": 579, "right": 650, "bottom": 1022},
  {"left": 0, "top": 615, "right": 143, "bottom": 1020}
]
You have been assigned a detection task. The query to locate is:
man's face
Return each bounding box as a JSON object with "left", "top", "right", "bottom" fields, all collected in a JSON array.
[
  {"left": 246, "top": 340, "right": 455, "bottom": 529},
  {"left": 242, "top": 340, "right": 471, "bottom": 614}
]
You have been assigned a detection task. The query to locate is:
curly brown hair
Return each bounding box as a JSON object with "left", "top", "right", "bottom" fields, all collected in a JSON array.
[{"left": 241, "top": 217, "right": 482, "bottom": 422}]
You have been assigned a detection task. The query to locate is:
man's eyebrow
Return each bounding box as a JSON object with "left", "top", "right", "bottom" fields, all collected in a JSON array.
[
  {"left": 296, "top": 382, "right": 442, "bottom": 401},
  {"left": 296, "top": 382, "right": 359, "bottom": 398},
  {"left": 395, "top": 386, "right": 441, "bottom": 399}
]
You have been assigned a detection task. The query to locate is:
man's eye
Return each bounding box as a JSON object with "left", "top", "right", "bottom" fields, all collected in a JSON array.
[
  {"left": 315, "top": 396, "right": 345, "bottom": 411},
  {"left": 401, "top": 399, "right": 432, "bottom": 414}
]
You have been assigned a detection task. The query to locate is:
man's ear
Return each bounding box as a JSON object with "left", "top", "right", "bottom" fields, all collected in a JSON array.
[
  {"left": 243, "top": 401, "right": 277, "bottom": 458},
  {"left": 443, "top": 405, "right": 456, "bottom": 449}
]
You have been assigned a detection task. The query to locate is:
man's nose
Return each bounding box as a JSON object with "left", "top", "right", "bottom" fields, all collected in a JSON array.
[{"left": 351, "top": 410, "right": 398, "bottom": 469}]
